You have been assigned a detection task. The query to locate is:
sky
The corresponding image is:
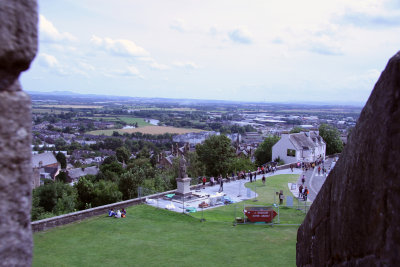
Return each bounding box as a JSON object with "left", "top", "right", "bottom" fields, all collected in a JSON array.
[{"left": 21, "top": 0, "right": 400, "bottom": 105}]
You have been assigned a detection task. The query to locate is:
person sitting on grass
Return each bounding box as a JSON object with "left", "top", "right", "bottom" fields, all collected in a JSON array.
[
  {"left": 121, "top": 208, "right": 126, "bottom": 218},
  {"left": 108, "top": 208, "right": 116, "bottom": 217},
  {"left": 115, "top": 210, "right": 121, "bottom": 218}
]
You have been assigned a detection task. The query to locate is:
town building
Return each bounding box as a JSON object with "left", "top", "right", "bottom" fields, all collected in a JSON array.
[
  {"left": 272, "top": 131, "right": 326, "bottom": 164},
  {"left": 31, "top": 152, "right": 60, "bottom": 188}
]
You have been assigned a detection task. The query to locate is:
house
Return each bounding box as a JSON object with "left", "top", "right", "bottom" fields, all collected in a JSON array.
[
  {"left": 272, "top": 131, "right": 326, "bottom": 164},
  {"left": 31, "top": 152, "right": 60, "bottom": 187},
  {"left": 67, "top": 166, "right": 99, "bottom": 183}
]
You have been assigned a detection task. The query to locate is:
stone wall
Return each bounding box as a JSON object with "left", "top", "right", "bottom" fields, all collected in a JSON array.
[
  {"left": 0, "top": 1, "right": 37, "bottom": 266},
  {"left": 296, "top": 51, "right": 400, "bottom": 266},
  {"left": 32, "top": 190, "right": 176, "bottom": 232}
]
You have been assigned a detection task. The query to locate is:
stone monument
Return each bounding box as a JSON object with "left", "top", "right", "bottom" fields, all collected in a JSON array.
[{"left": 176, "top": 157, "right": 192, "bottom": 196}]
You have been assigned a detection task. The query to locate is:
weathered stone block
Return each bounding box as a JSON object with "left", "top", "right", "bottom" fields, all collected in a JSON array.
[{"left": 296, "top": 51, "right": 400, "bottom": 266}]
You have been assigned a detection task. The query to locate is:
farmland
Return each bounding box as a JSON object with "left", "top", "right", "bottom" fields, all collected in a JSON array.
[{"left": 88, "top": 125, "right": 204, "bottom": 135}]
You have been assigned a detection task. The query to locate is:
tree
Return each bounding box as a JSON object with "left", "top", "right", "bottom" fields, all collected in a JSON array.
[
  {"left": 100, "top": 161, "right": 124, "bottom": 176},
  {"left": 116, "top": 146, "right": 131, "bottom": 163},
  {"left": 290, "top": 126, "right": 304, "bottom": 133},
  {"left": 92, "top": 180, "right": 122, "bottom": 207},
  {"left": 196, "top": 135, "right": 236, "bottom": 177},
  {"left": 228, "top": 157, "right": 255, "bottom": 174},
  {"left": 56, "top": 152, "right": 67, "bottom": 169},
  {"left": 34, "top": 181, "right": 77, "bottom": 214},
  {"left": 186, "top": 151, "right": 205, "bottom": 178},
  {"left": 74, "top": 176, "right": 95, "bottom": 210},
  {"left": 254, "top": 136, "right": 280, "bottom": 166},
  {"left": 103, "top": 155, "right": 118, "bottom": 165},
  {"left": 319, "top": 124, "right": 343, "bottom": 155},
  {"left": 55, "top": 171, "right": 68, "bottom": 183}
]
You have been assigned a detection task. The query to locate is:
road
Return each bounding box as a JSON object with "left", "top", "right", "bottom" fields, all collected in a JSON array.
[{"left": 296, "top": 158, "right": 336, "bottom": 202}]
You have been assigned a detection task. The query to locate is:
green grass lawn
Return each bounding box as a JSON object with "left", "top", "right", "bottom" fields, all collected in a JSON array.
[
  {"left": 33, "top": 174, "right": 304, "bottom": 267},
  {"left": 118, "top": 117, "right": 151, "bottom": 126},
  {"left": 191, "top": 174, "right": 306, "bottom": 224}
]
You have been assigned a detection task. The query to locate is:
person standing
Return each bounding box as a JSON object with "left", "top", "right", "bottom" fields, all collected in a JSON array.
[
  {"left": 202, "top": 176, "right": 206, "bottom": 189},
  {"left": 262, "top": 175, "right": 266, "bottom": 185},
  {"left": 303, "top": 187, "right": 309, "bottom": 201},
  {"left": 299, "top": 184, "right": 303, "bottom": 198},
  {"left": 249, "top": 171, "right": 253, "bottom": 183},
  {"left": 219, "top": 179, "right": 224, "bottom": 192},
  {"left": 301, "top": 175, "right": 305, "bottom": 185}
]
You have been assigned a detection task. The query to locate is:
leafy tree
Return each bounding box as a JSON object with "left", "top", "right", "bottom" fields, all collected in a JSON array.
[
  {"left": 290, "top": 126, "right": 304, "bottom": 133},
  {"left": 116, "top": 146, "right": 131, "bottom": 163},
  {"left": 56, "top": 152, "right": 67, "bottom": 169},
  {"left": 54, "top": 138, "right": 67, "bottom": 151},
  {"left": 55, "top": 171, "right": 68, "bottom": 183},
  {"left": 196, "top": 135, "right": 236, "bottom": 177},
  {"left": 100, "top": 161, "right": 124, "bottom": 176},
  {"left": 254, "top": 136, "right": 280, "bottom": 166},
  {"left": 34, "top": 181, "right": 77, "bottom": 214},
  {"left": 228, "top": 157, "right": 255, "bottom": 174},
  {"left": 103, "top": 137, "right": 124, "bottom": 150},
  {"left": 319, "top": 124, "right": 343, "bottom": 155},
  {"left": 120, "top": 158, "right": 155, "bottom": 199},
  {"left": 136, "top": 147, "right": 150, "bottom": 159},
  {"left": 103, "top": 155, "right": 118, "bottom": 165},
  {"left": 92, "top": 180, "right": 122, "bottom": 207},
  {"left": 186, "top": 151, "right": 205, "bottom": 178},
  {"left": 74, "top": 177, "right": 95, "bottom": 210}
]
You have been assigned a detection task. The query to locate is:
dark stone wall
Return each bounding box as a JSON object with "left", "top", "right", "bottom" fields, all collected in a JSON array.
[
  {"left": 32, "top": 190, "right": 177, "bottom": 232},
  {"left": 0, "top": 1, "right": 37, "bottom": 266},
  {"left": 296, "top": 51, "right": 400, "bottom": 266}
]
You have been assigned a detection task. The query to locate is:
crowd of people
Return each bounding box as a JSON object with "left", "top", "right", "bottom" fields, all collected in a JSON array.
[{"left": 108, "top": 208, "right": 127, "bottom": 218}]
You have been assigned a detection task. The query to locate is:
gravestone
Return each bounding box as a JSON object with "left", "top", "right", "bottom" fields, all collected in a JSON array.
[{"left": 0, "top": 0, "right": 38, "bottom": 266}]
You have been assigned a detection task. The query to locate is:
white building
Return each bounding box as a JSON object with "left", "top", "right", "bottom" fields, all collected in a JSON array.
[{"left": 272, "top": 131, "right": 326, "bottom": 164}]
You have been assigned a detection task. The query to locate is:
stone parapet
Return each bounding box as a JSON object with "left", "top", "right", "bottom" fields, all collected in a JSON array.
[{"left": 32, "top": 190, "right": 176, "bottom": 232}]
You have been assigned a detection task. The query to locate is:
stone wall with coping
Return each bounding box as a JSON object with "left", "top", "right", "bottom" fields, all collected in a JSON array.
[{"left": 32, "top": 190, "right": 176, "bottom": 232}]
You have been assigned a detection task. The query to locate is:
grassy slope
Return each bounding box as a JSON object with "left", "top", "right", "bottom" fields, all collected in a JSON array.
[{"left": 33, "top": 174, "right": 302, "bottom": 267}]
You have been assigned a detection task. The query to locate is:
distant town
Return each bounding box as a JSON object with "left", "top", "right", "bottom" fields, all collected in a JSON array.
[
  {"left": 30, "top": 91, "right": 358, "bottom": 220},
  {"left": 31, "top": 91, "right": 358, "bottom": 183}
]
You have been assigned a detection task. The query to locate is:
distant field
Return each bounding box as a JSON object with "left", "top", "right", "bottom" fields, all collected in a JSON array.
[
  {"left": 32, "top": 108, "right": 63, "bottom": 114},
  {"left": 82, "top": 116, "right": 120, "bottom": 121},
  {"left": 118, "top": 117, "right": 151, "bottom": 126},
  {"left": 38, "top": 104, "right": 104, "bottom": 109},
  {"left": 278, "top": 109, "right": 361, "bottom": 114},
  {"left": 130, "top": 107, "right": 197, "bottom": 111},
  {"left": 88, "top": 126, "right": 204, "bottom": 135}
]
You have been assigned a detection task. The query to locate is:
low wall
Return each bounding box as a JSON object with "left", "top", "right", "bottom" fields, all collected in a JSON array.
[{"left": 31, "top": 189, "right": 176, "bottom": 232}]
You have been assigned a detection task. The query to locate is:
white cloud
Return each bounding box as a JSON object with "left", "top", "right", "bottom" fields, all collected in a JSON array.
[
  {"left": 173, "top": 61, "right": 199, "bottom": 69},
  {"left": 107, "top": 65, "right": 142, "bottom": 78},
  {"left": 39, "top": 15, "right": 77, "bottom": 43},
  {"left": 274, "top": 23, "right": 343, "bottom": 56},
  {"left": 90, "top": 35, "right": 149, "bottom": 57},
  {"left": 38, "top": 53, "right": 59, "bottom": 68},
  {"left": 228, "top": 27, "right": 253, "bottom": 44},
  {"left": 150, "top": 62, "right": 170, "bottom": 70},
  {"left": 170, "top": 18, "right": 189, "bottom": 33}
]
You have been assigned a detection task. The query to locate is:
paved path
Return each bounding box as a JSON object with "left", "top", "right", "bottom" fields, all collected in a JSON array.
[
  {"left": 295, "top": 158, "right": 336, "bottom": 202},
  {"left": 146, "top": 168, "right": 302, "bottom": 213}
]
